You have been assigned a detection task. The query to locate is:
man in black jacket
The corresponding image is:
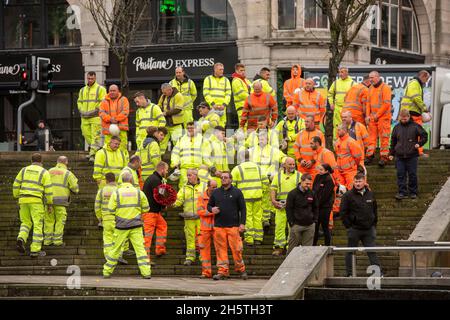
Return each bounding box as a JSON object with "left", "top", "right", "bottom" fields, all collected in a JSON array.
[
  {"left": 389, "top": 109, "right": 428, "bottom": 200},
  {"left": 24, "top": 120, "right": 54, "bottom": 151},
  {"left": 286, "top": 173, "right": 317, "bottom": 254},
  {"left": 142, "top": 161, "right": 169, "bottom": 260},
  {"left": 341, "top": 173, "right": 381, "bottom": 277},
  {"left": 208, "top": 172, "right": 247, "bottom": 280}
]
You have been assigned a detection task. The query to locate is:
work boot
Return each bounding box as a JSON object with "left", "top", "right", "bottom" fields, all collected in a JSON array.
[
  {"left": 183, "top": 260, "right": 193, "bottom": 266},
  {"left": 254, "top": 240, "right": 263, "bottom": 245},
  {"left": 118, "top": 257, "right": 129, "bottom": 265},
  {"left": 142, "top": 275, "right": 152, "bottom": 279},
  {"left": 364, "top": 156, "right": 374, "bottom": 165},
  {"left": 97, "top": 221, "right": 103, "bottom": 229},
  {"left": 85, "top": 154, "right": 91, "bottom": 160},
  {"left": 378, "top": 159, "right": 386, "bottom": 168},
  {"left": 122, "top": 249, "right": 134, "bottom": 256},
  {"left": 395, "top": 193, "right": 407, "bottom": 200},
  {"left": 410, "top": 194, "right": 417, "bottom": 199},
  {"left": 103, "top": 274, "right": 111, "bottom": 279},
  {"left": 89, "top": 156, "right": 95, "bottom": 163},
  {"left": 156, "top": 252, "right": 166, "bottom": 258},
  {"left": 53, "top": 242, "right": 65, "bottom": 247},
  {"left": 213, "top": 273, "right": 228, "bottom": 281},
  {"left": 199, "top": 274, "right": 211, "bottom": 279},
  {"left": 16, "top": 238, "right": 26, "bottom": 254},
  {"left": 245, "top": 241, "right": 254, "bottom": 247},
  {"left": 272, "top": 248, "right": 283, "bottom": 256},
  {"left": 30, "top": 251, "right": 46, "bottom": 258},
  {"left": 420, "top": 153, "right": 429, "bottom": 158},
  {"left": 240, "top": 271, "right": 248, "bottom": 280}
]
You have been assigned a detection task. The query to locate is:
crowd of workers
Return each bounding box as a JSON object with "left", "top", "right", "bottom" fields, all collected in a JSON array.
[{"left": 12, "top": 62, "right": 430, "bottom": 279}]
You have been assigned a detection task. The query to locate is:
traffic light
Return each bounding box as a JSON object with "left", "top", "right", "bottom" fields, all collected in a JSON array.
[
  {"left": 37, "top": 57, "right": 53, "bottom": 94},
  {"left": 19, "top": 62, "right": 29, "bottom": 90}
]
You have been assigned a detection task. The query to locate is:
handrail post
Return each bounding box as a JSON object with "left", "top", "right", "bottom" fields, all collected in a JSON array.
[
  {"left": 411, "top": 251, "right": 417, "bottom": 277},
  {"left": 352, "top": 252, "right": 357, "bottom": 277}
]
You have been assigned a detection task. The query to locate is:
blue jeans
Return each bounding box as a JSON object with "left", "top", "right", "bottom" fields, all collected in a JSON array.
[{"left": 396, "top": 157, "right": 418, "bottom": 196}]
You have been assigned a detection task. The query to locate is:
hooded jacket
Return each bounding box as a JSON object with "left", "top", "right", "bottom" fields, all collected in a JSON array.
[{"left": 283, "top": 64, "right": 306, "bottom": 106}]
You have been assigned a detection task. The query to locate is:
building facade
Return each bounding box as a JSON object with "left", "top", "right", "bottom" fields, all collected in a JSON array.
[{"left": 0, "top": 0, "right": 448, "bottom": 150}]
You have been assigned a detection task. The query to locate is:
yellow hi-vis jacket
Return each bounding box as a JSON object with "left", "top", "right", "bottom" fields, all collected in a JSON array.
[
  {"left": 203, "top": 75, "right": 232, "bottom": 107},
  {"left": 275, "top": 117, "right": 305, "bottom": 155},
  {"left": 169, "top": 77, "right": 197, "bottom": 113},
  {"left": 271, "top": 170, "right": 302, "bottom": 201},
  {"left": 171, "top": 134, "right": 204, "bottom": 169},
  {"left": 136, "top": 102, "right": 166, "bottom": 132},
  {"left": 232, "top": 76, "right": 251, "bottom": 113},
  {"left": 118, "top": 166, "right": 140, "bottom": 188},
  {"left": 401, "top": 78, "right": 428, "bottom": 115},
  {"left": 138, "top": 138, "right": 161, "bottom": 178},
  {"left": 251, "top": 78, "right": 276, "bottom": 98},
  {"left": 158, "top": 90, "right": 186, "bottom": 126},
  {"left": 231, "top": 161, "right": 269, "bottom": 202},
  {"left": 94, "top": 183, "right": 117, "bottom": 221},
  {"left": 245, "top": 128, "right": 279, "bottom": 149},
  {"left": 247, "top": 144, "right": 287, "bottom": 177},
  {"left": 93, "top": 145, "right": 129, "bottom": 182},
  {"left": 198, "top": 110, "right": 221, "bottom": 134},
  {"left": 13, "top": 163, "right": 53, "bottom": 204},
  {"left": 49, "top": 163, "right": 79, "bottom": 206},
  {"left": 174, "top": 181, "right": 206, "bottom": 219},
  {"left": 108, "top": 182, "right": 149, "bottom": 230},
  {"left": 77, "top": 82, "right": 107, "bottom": 118},
  {"left": 327, "top": 77, "right": 355, "bottom": 108},
  {"left": 202, "top": 135, "right": 231, "bottom": 172}
]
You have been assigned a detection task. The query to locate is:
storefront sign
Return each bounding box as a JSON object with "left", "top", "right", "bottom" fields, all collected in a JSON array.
[{"left": 107, "top": 44, "right": 238, "bottom": 80}]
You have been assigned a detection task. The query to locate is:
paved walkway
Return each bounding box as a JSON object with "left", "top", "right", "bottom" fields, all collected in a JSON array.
[{"left": 0, "top": 275, "right": 267, "bottom": 296}]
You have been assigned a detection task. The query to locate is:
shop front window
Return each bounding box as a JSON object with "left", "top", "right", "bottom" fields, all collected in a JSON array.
[
  {"left": 278, "top": 0, "right": 296, "bottom": 30},
  {"left": 47, "top": 0, "right": 81, "bottom": 47},
  {"left": 304, "top": 0, "right": 328, "bottom": 29}
]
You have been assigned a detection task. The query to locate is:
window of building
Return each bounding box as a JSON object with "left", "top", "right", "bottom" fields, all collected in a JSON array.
[
  {"left": 1, "top": 0, "right": 81, "bottom": 49},
  {"left": 278, "top": 0, "right": 296, "bottom": 30},
  {"left": 370, "top": 0, "right": 421, "bottom": 53},
  {"left": 304, "top": 0, "right": 328, "bottom": 29}
]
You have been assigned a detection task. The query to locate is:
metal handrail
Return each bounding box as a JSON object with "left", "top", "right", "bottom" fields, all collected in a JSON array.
[{"left": 331, "top": 246, "right": 450, "bottom": 277}]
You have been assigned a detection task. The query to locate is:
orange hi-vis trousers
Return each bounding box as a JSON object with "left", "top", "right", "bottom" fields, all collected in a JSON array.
[
  {"left": 367, "top": 117, "right": 391, "bottom": 159},
  {"left": 142, "top": 212, "right": 167, "bottom": 258},
  {"left": 198, "top": 229, "right": 214, "bottom": 277},
  {"left": 411, "top": 115, "right": 424, "bottom": 155},
  {"left": 213, "top": 227, "right": 246, "bottom": 276},
  {"left": 337, "top": 169, "right": 357, "bottom": 190}
]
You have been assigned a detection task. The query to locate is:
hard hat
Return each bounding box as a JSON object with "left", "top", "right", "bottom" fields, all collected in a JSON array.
[
  {"left": 421, "top": 112, "right": 432, "bottom": 123},
  {"left": 168, "top": 168, "right": 181, "bottom": 182},
  {"left": 294, "top": 88, "right": 301, "bottom": 94},
  {"left": 109, "top": 124, "right": 120, "bottom": 136}
]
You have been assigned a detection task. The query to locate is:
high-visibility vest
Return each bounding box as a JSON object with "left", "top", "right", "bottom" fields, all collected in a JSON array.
[
  {"left": 169, "top": 77, "right": 197, "bottom": 112},
  {"left": 49, "top": 163, "right": 79, "bottom": 206},
  {"left": 198, "top": 110, "right": 221, "bottom": 134},
  {"left": 77, "top": 82, "right": 107, "bottom": 118},
  {"left": 245, "top": 128, "right": 279, "bottom": 149},
  {"left": 13, "top": 164, "right": 53, "bottom": 204},
  {"left": 401, "top": 78, "right": 427, "bottom": 115},
  {"left": 271, "top": 170, "right": 302, "bottom": 200},
  {"left": 368, "top": 81, "right": 392, "bottom": 119},
  {"left": 174, "top": 182, "right": 206, "bottom": 219},
  {"left": 294, "top": 128, "right": 325, "bottom": 161},
  {"left": 158, "top": 91, "right": 186, "bottom": 125},
  {"left": 315, "top": 146, "right": 337, "bottom": 171},
  {"left": 251, "top": 79, "right": 276, "bottom": 97},
  {"left": 94, "top": 183, "right": 117, "bottom": 221},
  {"left": 202, "top": 135, "right": 229, "bottom": 172},
  {"left": 232, "top": 76, "right": 251, "bottom": 112},
  {"left": 203, "top": 75, "right": 232, "bottom": 107},
  {"left": 118, "top": 166, "right": 140, "bottom": 188},
  {"left": 136, "top": 102, "right": 166, "bottom": 133},
  {"left": 197, "top": 190, "right": 214, "bottom": 231},
  {"left": 109, "top": 183, "right": 149, "bottom": 229},
  {"left": 294, "top": 88, "right": 326, "bottom": 123},
  {"left": 348, "top": 121, "right": 370, "bottom": 158},
  {"left": 334, "top": 134, "right": 362, "bottom": 172},
  {"left": 231, "top": 161, "right": 268, "bottom": 201},
  {"left": 343, "top": 83, "right": 369, "bottom": 122},
  {"left": 328, "top": 78, "right": 355, "bottom": 108},
  {"left": 248, "top": 144, "right": 286, "bottom": 176},
  {"left": 241, "top": 93, "right": 278, "bottom": 129},
  {"left": 99, "top": 94, "right": 130, "bottom": 134},
  {"left": 93, "top": 146, "right": 129, "bottom": 182},
  {"left": 138, "top": 138, "right": 161, "bottom": 178},
  {"left": 198, "top": 167, "right": 211, "bottom": 185},
  {"left": 283, "top": 65, "right": 306, "bottom": 107},
  {"left": 275, "top": 117, "right": 305, "bottom": 156},
  {"left": 171, "top": 134, "right": 204, "bottom": 169}
]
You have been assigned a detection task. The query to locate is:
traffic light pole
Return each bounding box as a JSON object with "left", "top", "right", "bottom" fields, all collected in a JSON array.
[{"left": 17, "top": 90, "right": 36, "bottom": 152}]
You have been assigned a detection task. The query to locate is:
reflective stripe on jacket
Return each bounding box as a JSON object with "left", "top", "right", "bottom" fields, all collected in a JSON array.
[
  {"left": 171, "top": 134, "right": 204, "bottom": 169},
  {"left": 99, "top": 93, "right": 130, "bottom": 134},
  {"left": 136, "top": 103, "right": 166, "bottom": 132},
  {"left": 232, "top": 76, "right": 251, "bottom": 111},
  {"left": 343, "top": 83, "right": 369, "bottom": 121},
  {"left": 77, "top": 82, "right": 107, "bottom": 118},
  {"left": 294, "top": 88, "right": 326, "bottom": 123},
  {"left": 203, "top": 75, "right": 231, "bottom": 107},
  {"left": 174, "top": 182, "right": 206, "bottom": 219},
  {"left": 13, "top": 164, "right": 53, "bottom": 204},
  {"left": 401, "top": 78, "right": 427, "bottom": 115},
  {"left": 293, "top": 128, "right": 325, "bottom": 162},
  {"left": 94, "top": 183, "right": 117, "bottom": 220},
  {"left": 93, "top": 146, "right": 129, "bottom": 181},
  {"left": 169, "top": 77, "right": 197, "bottom": 111},
  {"left": 231, "top": 161, "right": 268, "bottom": 202},
  {"left": 197, "top": 190, "right": 215, "bottom": 231},
  {"left": 333, "top": 134, "right": 362, "bottom": 172},
  {"left": 49, "top": 163, "right": 79, "bottom": 206},
  {"left": 368, "top": 81, "right": 392, "bottom": 119},
  {"left": 271, "top": 170, "right": 302, "bottom": 200},
  {"left": 327, "top": 78, "right": 355, "bottom": 108}
]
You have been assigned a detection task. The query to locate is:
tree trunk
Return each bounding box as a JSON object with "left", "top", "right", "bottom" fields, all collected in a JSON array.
[{"left": 119, "top": 53, "right": 129, "bottom": 98}]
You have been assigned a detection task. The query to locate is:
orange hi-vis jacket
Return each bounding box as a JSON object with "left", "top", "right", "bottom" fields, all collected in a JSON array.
[
  {"left": 294, "top": 128, "right": 325, "bottom": 162},
  {"left": 283, "top": 64, "right": 306, "bottom": 107},
  {"left": 343, "top": 83, "right": 369, "bottom": 124},
  {"left": 368, "top": 81, "right": 392, "bottom": 120},
  {"left": 334, "top": 133, "right": 362, "bottom": 172},
  {"left": 293, "top": 88, "right": 326, "bottom": 124},
  {"left": 348, "top": 121, "right": 370, "bottom": 159},
  {"left": 315, "top": 146, "right": 338, "bottom": 172},
  {"left": 197, "top": 190, "right": 214, "bottom": 231},
  {"left": 99, "top": 93, "right": 130, "bottom": 135},
  {"left": 240, "top": 92, "right": 278, "bottom": 130}
]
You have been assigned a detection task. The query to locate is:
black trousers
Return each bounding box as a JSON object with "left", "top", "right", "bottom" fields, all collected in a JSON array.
[
  {"left": 345, "top": 226, "right": 381, "bottom": 276},
  {"left": 396, "top": 156, "right": 418, "bottom": 196},
  {"left": 313, "top": 206, "right": 332, "bottom": 246}
]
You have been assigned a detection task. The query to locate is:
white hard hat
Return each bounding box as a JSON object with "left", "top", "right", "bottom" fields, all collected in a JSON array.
[
  {"left": 294, "top": 88, "right": 301, "bottom": 94},
  {"left": 421, "top": 112, "right": 432, "bottom": 123},
  {"left": 168, "top": 168, "right": 181, "bottom": 182},
  {"left": 109, "top": 124, "right": 120, "bottom": 136}
]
